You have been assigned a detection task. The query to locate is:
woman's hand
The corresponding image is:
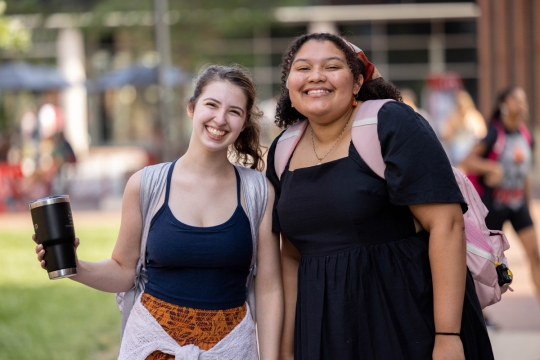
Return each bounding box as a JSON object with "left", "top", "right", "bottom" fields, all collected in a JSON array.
[
  {"left": 29, "top": 170, "right": 143, "bottom": 293},
  {"left": 32, "top": 234, "right": 80, "bottom": 270},
  {"left": 432, "top": 335, "right": 465, "bottom": 360},
  {"left": 484, "top": 162, "right": 504, "bottom": 187}
]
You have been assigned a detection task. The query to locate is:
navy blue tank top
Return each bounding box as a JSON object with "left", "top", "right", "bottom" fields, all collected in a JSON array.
[{"left": 144, "top": 161, "right": 253, "bottom": 310}]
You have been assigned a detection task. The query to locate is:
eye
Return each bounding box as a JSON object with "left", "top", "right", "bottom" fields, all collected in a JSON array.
[
  {"left": 230, "top": 110, "right": 243, "bottom": 116},
  {"left": 206, "top": 102, "right": 217, "bottom": 108},
  {"left": 294, "top": 64, "right": 309, "bottom": 71}
]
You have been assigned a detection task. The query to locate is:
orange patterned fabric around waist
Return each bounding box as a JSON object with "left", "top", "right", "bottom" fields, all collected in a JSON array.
[{"left": 141, "top": 292, "right": 247, "bottom": 360}]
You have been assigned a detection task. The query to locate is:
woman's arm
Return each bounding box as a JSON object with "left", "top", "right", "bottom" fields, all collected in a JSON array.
[
  {"left": 279, "top": 233, "right": 300, "bottom": 360},
  {"left": 460, "top": 143, "right": 503, "bottom": 187},
  {"left": 255, "top": 180, "right": 284, "bottom": 360},
  {"left": 410, "top": 202, "right": 466, "bottom": 360},
  {"left": 35, "top": 170, "right": 145, "bottom": 293}
]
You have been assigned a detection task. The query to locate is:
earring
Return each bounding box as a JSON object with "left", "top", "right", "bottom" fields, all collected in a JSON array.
[{"left": 352, "top": 96, "right": 358, "bottom": 107}]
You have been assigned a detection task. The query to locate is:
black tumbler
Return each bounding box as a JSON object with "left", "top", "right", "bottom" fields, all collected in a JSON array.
[{"left": 29, "top": 195, "right": 77, "bottom": 280}]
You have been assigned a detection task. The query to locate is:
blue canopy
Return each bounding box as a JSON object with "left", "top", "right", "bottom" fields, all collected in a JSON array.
[
  {"left": 0, "top": 62, "right": 69, "bottom": 91},
  {"left": 88, "top": 64, "right": 189, "bottom": 92}
]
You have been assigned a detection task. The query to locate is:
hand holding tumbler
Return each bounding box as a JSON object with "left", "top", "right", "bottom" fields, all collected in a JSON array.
[{"left": 29, "top": 195, "right": 77, "bottom": 279}]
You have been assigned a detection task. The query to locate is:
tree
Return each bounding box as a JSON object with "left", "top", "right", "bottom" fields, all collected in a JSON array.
[{"left": 0, "top": 1, "right": 31, "bottom": 52}]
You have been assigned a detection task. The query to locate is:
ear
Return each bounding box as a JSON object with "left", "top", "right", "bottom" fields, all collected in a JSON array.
[
  {"left": 354, "top": 74, "right": 364, "bottom": 95},
  {"left": 186, "top": 102, "right": 195, "bottom": 119}
]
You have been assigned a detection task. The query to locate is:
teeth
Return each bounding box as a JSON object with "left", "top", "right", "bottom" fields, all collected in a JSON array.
[
  {"left": 206, "top": 127, "right": 226, "bottom": 137},
  {"left": 307, "top": 89, "right": 330, "bottom": 95}
]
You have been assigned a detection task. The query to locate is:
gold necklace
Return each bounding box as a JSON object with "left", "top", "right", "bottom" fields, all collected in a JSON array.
[{"left": 310, "top": 113, "right": 352, "bottom": 165}]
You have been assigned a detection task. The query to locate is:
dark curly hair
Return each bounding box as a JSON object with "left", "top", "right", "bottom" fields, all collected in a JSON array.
[
  {"left": 275, "top": 33, "right": 402, "bottom": 129},
  {"left": 189, "top": 64, "right": 265, "bottom": 170}
]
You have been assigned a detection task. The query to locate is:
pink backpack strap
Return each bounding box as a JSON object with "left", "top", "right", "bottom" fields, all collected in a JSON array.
[
  {"left": 351, "top": 99, "right": 395, "bottom": 179},
  {"left": 274, "top": 119, "right": 308, "bottom": 180}
]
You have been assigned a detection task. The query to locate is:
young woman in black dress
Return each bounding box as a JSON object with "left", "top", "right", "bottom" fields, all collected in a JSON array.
[{"left": 266, "top": 33, "right": 494, "bottom": 360}]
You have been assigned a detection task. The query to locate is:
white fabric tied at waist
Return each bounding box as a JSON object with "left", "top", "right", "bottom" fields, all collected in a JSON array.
[{"left": 118, "top": 294, "right": 259, "bottom": 360}]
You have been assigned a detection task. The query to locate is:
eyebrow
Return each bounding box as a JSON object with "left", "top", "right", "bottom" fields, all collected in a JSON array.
[
  {"left": 203, "top": 97, "right": 245, "bottom": 114},
  {"left": 293, "top": 56, "right": 346, "bottom": 64}
]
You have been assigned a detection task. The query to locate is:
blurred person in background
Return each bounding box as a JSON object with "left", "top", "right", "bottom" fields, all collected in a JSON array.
[
  {"left": 50, "top": 130, "right": 76, "bottom": 194},
  {"left": 20, "top": 92, "right": 66, "bottom": 200},
  {"left": 461, "top": 86, "right": 540, "bottom": 302},
  {"left": 0, "top": 128, "right": 22, "bottom": 211},
  {"left": 266, "top": 33, "right": 493, "bottom": 360},
  {"left": 442, "top": 89, "right": 487, "bottom": 168},
  {"left": 33, "top": 65, "right": 283, "bottom": 359},
  {"left": 400, "top": 87, "right": 431, "bottom": 124}
]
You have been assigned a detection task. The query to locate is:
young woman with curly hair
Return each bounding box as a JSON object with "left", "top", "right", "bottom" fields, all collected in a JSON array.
[{"left": 266, "top": 33, "right": 493, "bottom": 360}]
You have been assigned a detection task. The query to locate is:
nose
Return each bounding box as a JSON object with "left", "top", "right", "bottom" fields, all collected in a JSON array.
[
  {"left": 308, "top": 67, "right": 326, "bottom": 83},
  {"left": 213, "top": 109, "right": 228, "bottom": 126}
]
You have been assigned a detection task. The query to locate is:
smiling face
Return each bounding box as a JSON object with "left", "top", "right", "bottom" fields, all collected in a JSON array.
[
  {"left": 187, "top": 80, "right": 247, "bottom": 153},
  {"left": 287, "top": 39, "right": 361, "bottom": 123}
]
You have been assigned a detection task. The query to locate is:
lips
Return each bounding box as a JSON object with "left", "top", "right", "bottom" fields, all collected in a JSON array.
[
  {"left": 206, "top": 126, "right": 226, "bottom": 138},
  {"left": 305, "top": 88, "right": 331, "bottom": 95}
]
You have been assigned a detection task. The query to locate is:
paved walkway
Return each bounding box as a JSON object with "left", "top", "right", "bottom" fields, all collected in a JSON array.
[{"left": 3, "top": 204, "right": 540, "bottom": 359}]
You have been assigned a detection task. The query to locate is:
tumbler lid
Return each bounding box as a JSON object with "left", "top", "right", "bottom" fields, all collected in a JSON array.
[{"left": 29, "top": 195, "right": 70, "bottom": 210}]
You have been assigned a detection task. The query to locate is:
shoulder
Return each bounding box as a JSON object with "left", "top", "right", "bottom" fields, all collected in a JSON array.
[
  {"left": 235, "top": 165, "right": 268, "bottom": 190},
  {"left": 235, "top": 165, "right": 264, "bottom": 178},
  {"left": 126, "top": 169, "right": 143, "bottom": 192},
  {"left": 378, "top": 100, "right": 415, "bottom": 116},
  {"left": 143, "top": 161, "right": 172, "bottom": 174},
  {"left": 139, "top": 161, "right": 172, "bottom": 184},
  {"left": 378, "top": 101, "right": 427, "bottom": 126},
  {"left": 268, "top": 129, "right": 287, "bottom": 155},
  {"left": 481, "top": 123, "right": 499, "bottom": 148},
  {"left": 123, "top": 169, "right": 143, "bottom": 207},
  {"left": 266, "top": 129, "right": 287, "bottom": 177},
  {"left": 377, "top": 101, "right": 435, "bottom": 138}
]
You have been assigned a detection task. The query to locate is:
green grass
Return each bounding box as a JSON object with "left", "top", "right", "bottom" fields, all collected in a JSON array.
[{"left": 0, "top": 226, "right": 122, "bottom": 360}]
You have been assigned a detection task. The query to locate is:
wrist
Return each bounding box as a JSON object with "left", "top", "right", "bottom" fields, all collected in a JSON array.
[{"left": 435, "top": 331, "right": 460, "bottom": 337}]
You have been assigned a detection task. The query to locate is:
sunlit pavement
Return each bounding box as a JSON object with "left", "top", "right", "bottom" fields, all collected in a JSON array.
[{"left": 2, "top": 204, "right": 540, "bottom": 359}]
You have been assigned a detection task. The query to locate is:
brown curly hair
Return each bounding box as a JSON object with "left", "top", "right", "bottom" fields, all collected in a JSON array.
[
  {"left": 189, "top": 64, "right": 265, "bottom": 170},
  {"left": 275, "top": 33, "right": 402, "bottom": 129}
]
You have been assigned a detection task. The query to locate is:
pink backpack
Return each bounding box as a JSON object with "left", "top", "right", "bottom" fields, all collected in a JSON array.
[{"left": 274, "top": 99, "right": 513, "bottom": 309}]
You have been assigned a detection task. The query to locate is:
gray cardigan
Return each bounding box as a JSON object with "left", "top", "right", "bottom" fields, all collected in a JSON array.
[{"left": 116, "top": 162, "right": 268, "bottom": 337}]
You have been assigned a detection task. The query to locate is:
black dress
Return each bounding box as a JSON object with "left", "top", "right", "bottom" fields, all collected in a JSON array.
[{"left": 266, "top": 102, "right": 494, "bottom": 360}]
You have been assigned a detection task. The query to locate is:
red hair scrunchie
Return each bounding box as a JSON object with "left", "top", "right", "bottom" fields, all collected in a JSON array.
[{"left": 347, "top": 42, "right": 382, "bottom": 83}]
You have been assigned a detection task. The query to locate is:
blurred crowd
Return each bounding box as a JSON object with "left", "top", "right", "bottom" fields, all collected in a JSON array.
[{"left": 0, "top": 91, "right": 76, "bottom": 212}]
